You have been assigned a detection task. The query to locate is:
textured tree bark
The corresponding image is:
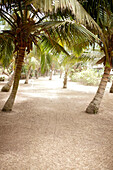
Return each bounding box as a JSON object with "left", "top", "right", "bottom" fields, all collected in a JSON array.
[
  {"left": 109, "top": 80, "right": 113, "bottom": 93},
  {"left": 49, "top": 70, "right": 52, "bottom": 80},
  {"left": 2, "top": 47, "right": 25, "bottom": 112},
  {"left": 63, "top": 70, "right": 68, "bottom": 88},
  {"left": 60, "top": 69, "right": 62, "bottom": 78},
  {"left": 35, "top": 70, "right": 39, "bottom": 79},
  {"left": 1, "top": 71, "right": 15, "bottom": 92},
  {"left": 86, "top": 66, "right": 111, "bottom": 114},
  {"left": 24, "top": 65, "right": 31, "bottom": 84}
]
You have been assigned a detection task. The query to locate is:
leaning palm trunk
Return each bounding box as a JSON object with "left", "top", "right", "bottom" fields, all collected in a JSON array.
[
  {"left": 24, "top": 65, "right": 31, "bottom": 84},
  {"left": 86, "top": 66, "right": 111, "bottom": 114},
  {"left": 2, "top": 47, "right": 25, "bottom": 112},
  {"left": 1, "top": 71, "right": 15, "bottom": 92},
  {"left": 63, "top": 70, "right": 68, "bottom": 88}
]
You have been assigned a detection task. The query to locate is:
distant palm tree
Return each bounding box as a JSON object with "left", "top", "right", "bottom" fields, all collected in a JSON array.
[{"left": 24, "top": 47, "right": 40, "bottom": 84}]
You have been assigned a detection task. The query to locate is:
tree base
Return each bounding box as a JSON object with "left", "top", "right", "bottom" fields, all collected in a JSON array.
[
  {"left": 86, "top": 102, "right": 98, "bottom": 114},
  {"left": 2, "top": 107, "right": 12, "bottom": 112},
  {"left": 110, "top": 88, "right": 113, "bottom": 93},
  {"left": 2, "top": 97, "right": 14, "bottom": 112},
  {"left": 63, "top": 86, "right": 67, "bottom": 88},
  {"left": 24, "top": 81, "right": 28, "bottom": 84},
  {"left": 1, "top": 85, "right": 10, "bottom": 92}
]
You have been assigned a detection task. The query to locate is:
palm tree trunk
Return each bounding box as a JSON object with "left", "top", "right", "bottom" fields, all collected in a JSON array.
[
  {"left": 2, "top": 47, "right": 25, "bottom": 112},
  {"left": 49, "top": 70, "right": 52, "bottom": 80},
  {"left": 35, "top": 70, "right": 39, "bottom": 79},
  {"left": 60, "top": 69, "right": 62, "bottom": 78},
  {"left": 1, "top": 71, "right": 15, "bottom": 92},
  {"left": 24, "top": 65, "right": 31, "bottom": 84},
  {"left": 63, "top": 70, "right": 68, "bottom": 88},
  {"left": 109, "top": 80, "right": 113, "bottom": 93},
  {"left": 86, "top": 66, "right": 111, "bottom": 114},
  {"left": 53, "top": 69, "right": 56, "bottom": 75}
]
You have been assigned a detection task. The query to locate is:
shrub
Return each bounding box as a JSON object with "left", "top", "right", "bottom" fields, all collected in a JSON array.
[{"left": 70, "top": 69, "right": 103, "bottom": 86}]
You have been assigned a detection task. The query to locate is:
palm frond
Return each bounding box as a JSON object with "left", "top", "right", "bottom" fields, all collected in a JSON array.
[
  {"left": 0, "top": 34, "right": 14, "bottom": 67},
  {"left": 96, "top": 56, "right": 105, "bottom": 64},
  {"left": 47, "top": 21, "right": 100, "bottom": 55},
  {"left": 0, "top": 0, "right": 102, "bottom": 33},
  {"left": 32, "top": 0, "right": 102, "bottom": 34},
  {"left": 40, "top": 34, "right": 70, "bottom": 56}
]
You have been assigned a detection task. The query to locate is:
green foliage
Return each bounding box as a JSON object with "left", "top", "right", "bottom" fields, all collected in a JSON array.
[
  {"left": 0, "top": 36, "right": 14, "bottom": 68},
  {"left": 82, "top": 0, "right": 113, "bottom": 66},
  {"left": 21, "top": 65, "right": 27, "bottom": 73},
  {"left": 82, "top": 0, "right": 113, "bottom": 24},
  {"left": 22, "top": 48, "right": 40, "bottom": 76},
  {"left": 0, "top": 17, "right": 5, "bottom": 25},
  {"left": 70, "top": 68, "right": 103, "bottom": 86},
  {"left": 0, "top": 0, "right": 101, "bottom": 72},
  {"left": 41, "top": 53, "right": 49, "bottom": 73}
]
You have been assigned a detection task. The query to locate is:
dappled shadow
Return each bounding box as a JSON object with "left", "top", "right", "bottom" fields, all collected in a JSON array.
[{"left": 0, "top": 76, "right": 113, "bottom": 169}]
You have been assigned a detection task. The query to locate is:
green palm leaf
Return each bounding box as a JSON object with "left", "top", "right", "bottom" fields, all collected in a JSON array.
[{"left": 0, "top": 34, "right": 14, "bottom": 67}]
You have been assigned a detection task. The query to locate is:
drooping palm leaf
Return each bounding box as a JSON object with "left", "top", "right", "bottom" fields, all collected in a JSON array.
[
  {"left": 0, "top": 34, "right": 14, "bottom": 67},
  {"left": 46, "top": 21, "right": 100, "bottom": 54},
  {"left": 0, "top": 0, "right": 102, "bottom": 33}
]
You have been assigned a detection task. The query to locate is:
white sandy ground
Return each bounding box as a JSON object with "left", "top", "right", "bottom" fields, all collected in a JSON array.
[{"left": 0, "top": 75, "right": 113, "bottom": 170}]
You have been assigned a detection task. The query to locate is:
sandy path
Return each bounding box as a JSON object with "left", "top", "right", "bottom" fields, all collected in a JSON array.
[{"left": 0, "top": 76, "right": 113, "bottom": 170}]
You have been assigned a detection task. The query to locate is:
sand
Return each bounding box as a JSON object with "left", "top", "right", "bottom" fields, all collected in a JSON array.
[{"left": 0, "top": 75, "right": 113, "bottom": 170}]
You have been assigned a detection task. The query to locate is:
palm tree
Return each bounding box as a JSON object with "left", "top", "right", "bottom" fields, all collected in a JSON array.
[
  {"left": 0, "top": 0, "right": 101, "bottom": 112},
  {"left": 59, "top": 38, "right": 94, "bottom": 89},
  {"left": 24, "top": 48, "right": 40, "bottom": 84},
  {"left": 40, "top": 52, "right": 58, "bottom": 81},
  {"left": 0, "top": 1, "right": 73, "bottom": 111},
  {"left": 63, "top": 67, "right": 68, "bottom": 88},
  {"left": 84, "top": 2, "right": 113, "bottom": 113},
  {"left": 78, "top": 0, "right": 113, "bottom": 113},
  {"left": 24, "top": 65, "right": 31, "bottom": 84},
  {"left": 40, "top": 52, "right": 53, "bottom": 79}
]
